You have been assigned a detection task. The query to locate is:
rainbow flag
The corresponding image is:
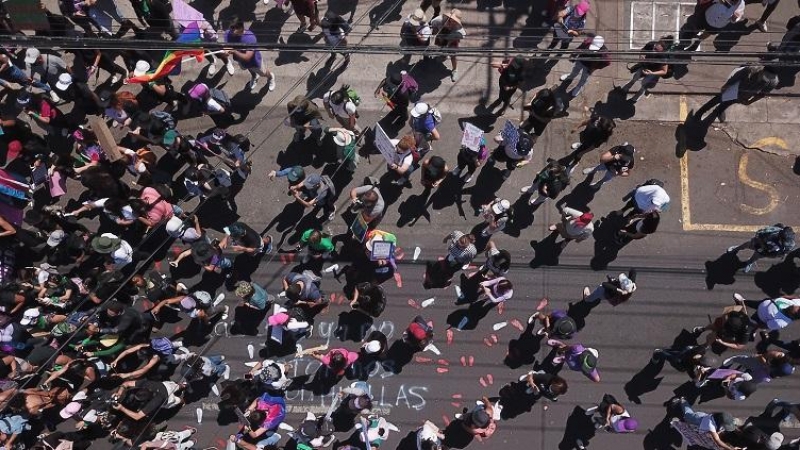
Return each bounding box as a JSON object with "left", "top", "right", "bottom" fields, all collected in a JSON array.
[{"left": 126, "top": 21, "right": 205, "bottom": 84}]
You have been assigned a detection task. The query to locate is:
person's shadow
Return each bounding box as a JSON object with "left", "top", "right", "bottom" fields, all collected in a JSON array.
[
  {"left": 445, "top": 300, "right": 497, "bottom": 331},
  {"left": 624, "top": 358, "right": 665, "bottom": 405},
  {"left": 754, "top": 249, "right": 800, "bottom": 296},
  {"left": 334, "top": 310, "right": 374, "bottom": 342},
  {"left": 589, "top": 88, "right": 636, "bottom": 121},
  {"left": 306, "top": 57, "right": 350, "bottom": 98},
  {"left": 504, "top": 323, "right": 544, "bottom": 369},
  {"left": 367, "top": 0, "right": 405, "bottom": 28},
  {"left": 529, "top": 231, "right": 564, "bottom": 268},
  {"left": 396, "top": 187, "right": 433, "bottom": 227},
  {"left": 642, "top": 415, "right": 683, "bottom": 450},
  {"left": 589, "top": 212, "right": 628, "bottom": 271},
  {"left": 382, "top": 339, "right": 417, "bottom": 374},
  {"left": 558, "top": 406, "right": 597, "bottom": 450},
  {"left": 704, "top": 251, "right": 745, "bottom": 289}
]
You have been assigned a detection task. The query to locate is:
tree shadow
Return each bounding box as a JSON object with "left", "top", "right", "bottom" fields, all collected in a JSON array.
[
  {"left": 589, "top": 212, "right": 627, "bottom": 271},
  {"left": 704, "top": 251, "right": 744, "bottom": 290},
  {"left": 558, "top": 406, "right": 597, "bottom": 450}
]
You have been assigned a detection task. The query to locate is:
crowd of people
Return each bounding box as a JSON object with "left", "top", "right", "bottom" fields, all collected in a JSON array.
[{"left": 0, "top": 0, "right": 796, "bottom": 449}]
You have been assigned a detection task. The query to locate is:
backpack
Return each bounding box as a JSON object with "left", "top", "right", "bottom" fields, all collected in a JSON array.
[
  {"left": 642, "top": 178, "right": 664, "bottom": 188},
  {"left": 516, "top": 131, "right": 535, "bottom": 156},
  {"left": 151, "top": 110, "right": 176, "bottom": 130},
  {"left": 318, "top": 175, "right": 337, "bottom": 199},
  {"left": 150, "top": 337, "right": 174, "bottom": 356},
  {"left": 339, "top": 85, "right": 361, "bottom": 107},
  {"left": 429, "top": 106, "right": 442, "bottom": 125}
]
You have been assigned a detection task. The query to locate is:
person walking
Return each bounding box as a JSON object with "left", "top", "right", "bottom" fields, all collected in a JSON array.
[
  {"left": 400, "top": 9, "right": 432, "bottom": 64},
  {"left": 519, "top": 158, "right": 570, "bottom": 206},
  {"left": 726, "top": 224, "right": 795, "bottom": 273},
  {"left": 559, "top": 35, "right": 611, "bottom": 98},
  {"left": 480, "top": 199, "right": 511, "bottom": 237},
  {"left": 488, "top": 56, "right": 526, "bottom": 116},
  {"left": 323, "top": 84, "right": 362, "bottom": 134},
  {"left": 616, "top": 39, "right": 670, "bottom": 103},
  {"left": 547, "top": 0, "right": 590, "bottom": 52},
  {"left": 580, "top": 143, "right": 636, "bottom": 191},
  {"left": 320, "top": 10, "right": 352, "bottom": 65},
  {"left": 409, "top": 102, "right": 442, "bottom": 155},
  {"left": 221, "top": 20, "right": 276, "bottom": 92},
  {"left": 430, "top": 9, "right": 466, "bottom": 81},
  {"left": 694, "top": 64, "right": 778, "bottom": 123},
  {"left": 548, "top": 206, "right": 594, "bottom": 246}
]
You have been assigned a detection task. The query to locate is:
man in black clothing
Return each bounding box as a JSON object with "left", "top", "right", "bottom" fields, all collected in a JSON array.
[{"left": 94, "top": 300, "right": 147, "bottom": 343}]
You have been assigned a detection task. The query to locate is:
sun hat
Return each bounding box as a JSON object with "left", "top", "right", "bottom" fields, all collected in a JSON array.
[
  {"left": 15, "top": 91, "right": 31, "bottom": 106},
  {"left": 408, "top": 8, "right": 427, "bottom": 26},
  {"left": 193, "top": 290, "right": 212, "bottom": 305},
  {"left": 589, "top": 35, "right": 605, "bottom": 51},
  {"left": 491, "top": 199, "right": 510, "bottom": 215},
  {"left": 55, "top": 73, "right": 73, "bottom": 91},
  {"left": 20, "top": 308, "right": 40, "bottom": 326},
  {"left": 410, "top": 102, "right": 430, "bottom": 118},
  {"left": 24, "top": 48, "right": 40, "bottom": 65},
  {"left": 99, "top": 334, "right": 120, "bottom": 347},
  {"left": 60, "top": 401, "right": 82, "bottom": 419},
  {"left": 211, "top": 128, "right": 226, "bottom": 142},
  {"left": 188, "top": 83, "right": 210, "bottom": 100},
  {"left": 408, "top": 322, "right": 428, "bottom": 341},
  {"left": 445, "top": 8, "right": 463, "bottom": 26},
  {"left": 133, "top": 60, "right": 151, "bottom": 77},
  {"left": 333, "top": 130, "right": 354, "bottom": 147},
  {"left": 469, "top": 409, "right": 490, "bottom": 428},
  {"left": 90, "top": 235, "right": 121, "bottom": 253},
  {"left": 580, "top": 348, "right": 599, "bottom": 375},
  {"left": 47, "top": 229, "right": 66, "bottom": 247},
  {"left": 617, "top": 418, "right": 638, "bottom": 432}
]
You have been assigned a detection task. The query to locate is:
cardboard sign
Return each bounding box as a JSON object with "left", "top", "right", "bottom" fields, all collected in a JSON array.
[
  {"left": 350, "top": 213, "right": 369, "bottom": 242},
  {"left": 461, "top": 122, "right": 483, "bottom": 151},
  {"left": 370, "top": 241, "right": 394, "bottom": 261},
  {"left": 87, "top": 116, "right": 124, "bottom": 162},
  {"left": 373, "top": 124, "right": 396, "bottom": 164}
]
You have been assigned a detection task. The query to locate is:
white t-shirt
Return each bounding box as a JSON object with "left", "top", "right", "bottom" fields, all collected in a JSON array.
[
  {"left": 323, "top": 91, "right": 358, "bottom": 118},
  {"left": 699, "top": 414, "right": 719, "bottom": 433},
  {"left": 87, "top": 198, "right": 136, "bottom": 222},
  {"left": 758, "top": 297, "right": 800, "bottom": 331},
  {"left": 101, "top": 233, "right": 134, "bottom": 268},
  {"left": 393, "top": 151, "right": 414, "bottom": 168},
  {"left": 634, "top": 185, "right": 670, "bottom": 212}
]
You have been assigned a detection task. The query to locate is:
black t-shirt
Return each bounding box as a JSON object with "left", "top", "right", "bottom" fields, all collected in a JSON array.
[
  {"left": 423, "top": 156, "right": 446, "bottom": 182},
  {"left": 234, "top": 223, "right": 263, "bottom": 249},
  {"left": 132, "top": 380, "right": 168, "bottom": 415}
]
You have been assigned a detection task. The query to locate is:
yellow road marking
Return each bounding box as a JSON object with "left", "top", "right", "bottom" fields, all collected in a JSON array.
[
  {"left": 751, "top": 137, "right": 788, "bottom": 150},
  {"left": 737, "top": 153, "right": 780, "bottom": 215},
  {"left": 677, "top": 96, "right": 790, "bottom": 233}
]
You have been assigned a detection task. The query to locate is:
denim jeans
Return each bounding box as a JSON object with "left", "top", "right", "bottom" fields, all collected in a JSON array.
[
  {"left": 680, "top": 401, "right": 708, "bottom": 427},
  {"left": 256, "top": 432, "right": 282, "bottom": 448},
  {"left": 203, "top": 355, "right": 227, "bottom": 377}
]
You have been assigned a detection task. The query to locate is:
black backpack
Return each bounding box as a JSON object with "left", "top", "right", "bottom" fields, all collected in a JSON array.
[{"left": 516, "top": 131, "right": 535, "bottom": 156}]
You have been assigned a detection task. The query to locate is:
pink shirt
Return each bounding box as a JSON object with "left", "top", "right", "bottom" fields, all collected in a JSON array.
[
  {"left": 140, "top": 187, "right": 174, "bottom": 224},
  {"left": 321, "top": 348, "right": 359, "bottom": 375}
]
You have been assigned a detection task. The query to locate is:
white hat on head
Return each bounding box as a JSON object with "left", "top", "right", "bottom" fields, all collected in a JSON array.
[
  {"left": 364, "top": 340, "right": 382, "bottom": 354},
  {"left": 133, "top": 60, "right": 151, "bottom": 77},
  {"left": 24, "top": 48, "right": 40, "bottom": 65},
  {"left": 491, "top": 199, "right": 510, "bottom": 215},
  {"left": 589, "top": 35, "right": 605, "bottom": 51},
  {"left": 165, "top": 216, "right": 185, "bottom": 237},
  {"left": 56, "top": 73, "right": 73, "bottom": 91},
  {"left": 20, "top": 308, "right": 40, "bottom": 326},
  {"left": 766, "top": 432, "right": 784, "bottom": 450},
  {"left": 410, "top": 102, "right": 430, "bottom": 118}
]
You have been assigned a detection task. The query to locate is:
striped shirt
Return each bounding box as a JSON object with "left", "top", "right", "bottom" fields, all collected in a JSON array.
[{"left": 446, "top": 231, "right": 477, "bottom": 266}]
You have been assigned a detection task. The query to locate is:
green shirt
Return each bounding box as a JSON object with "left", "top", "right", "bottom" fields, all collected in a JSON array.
[{"left": 300, "top": 229, "right": 335, "bottom": 252}]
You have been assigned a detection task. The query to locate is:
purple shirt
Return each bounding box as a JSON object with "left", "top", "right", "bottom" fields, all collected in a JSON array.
[{"left": 225, "top": 29, "right": 262, "bottom": 69}]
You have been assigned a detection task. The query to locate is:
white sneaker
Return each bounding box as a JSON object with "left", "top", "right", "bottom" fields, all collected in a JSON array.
[
  {"left": 571, "top": 142, "right": 581, "bottom": 150},
  {"left": 111, "top": 74, "right": 122, "bottom": 84},
  {"left": 520, "top": 186, "right": 531, "bottom": 194},
  {"left": 226, "top": 59, "right": 235, "bottom": 75},
  {"left": 323, "top": 264, "right": 339, "bottom": 274},
  {"left": 213, "top": 293, "right": 225, "bottom": 307},
  {"left": 582, "top": 167, "right": 595, "bottom": 175},
  {"left": 268, "top": 73, "right": 276, "bottom": 91},
  {"left": 221, "top": 305, "right": 230, "bottom": 320},
  {"left": 263, "top": 0, "right": 270, "bottom": 4},
  {"left": 559, "top": 74, "right": 572, "bottom": 82},
  {"left": 248, "top": 75, "right": 260, "bottom": 91},
  {"left": 176, "top": 283, "right": 188, "bottom": 293},
  {"left": 208, "top": 63, "right": 218, "bottom": 76},
  {"left": 49, "top": 90, "right": 61, "bottom": 103},
  {"left": 222, "top": 364, "right": 231, "bottom": 380}
]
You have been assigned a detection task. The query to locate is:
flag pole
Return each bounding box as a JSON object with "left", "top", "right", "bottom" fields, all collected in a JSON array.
[{"left": 181, "top": 50, "right": 226, "bottom": 63}]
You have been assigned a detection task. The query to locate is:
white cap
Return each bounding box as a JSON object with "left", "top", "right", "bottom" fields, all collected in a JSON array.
[
  {"left": 20, "top": 308, "right": 40, "bottom": 326},
  {"left": 491, "top": 199, "right": 510, "bottom": 215},
  {"left": 364, "top": 340, "right": 382, "bottom": 354},
  {"left": 56, "top": 73, "right": 73, "bottom": 91},
  {"left": 133, "top": 60, "right": 151, "bottom": 77},
  {"left": 47, "top": 229, "right": 66, "bottom": 247},
  {"left": 410, "top": 102, "right": 430, "bottom": 118},
  {"left": 589, "top": 35, "right": 605, "bottom": 51},
  {"left": 24, "top": 48, "right": 40, "bottom": 65},
  {"left": 165, "top": 216, "right": 185, "bottom": 237},
  {"left": 193, "top": 290, "right": 212, "bottom": 305}
]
